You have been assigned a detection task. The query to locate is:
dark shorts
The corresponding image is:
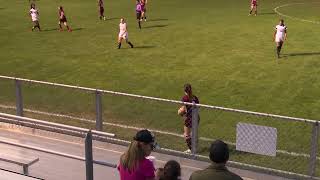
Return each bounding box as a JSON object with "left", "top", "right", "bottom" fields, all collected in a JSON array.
[
  {"left": 100, "top": 7, "right": 104, "bottom": 14},
  {"left": 184, "top": 116, "right": 200, "bottom": 128},
  {"left": 59, "top": 17, "right": 67, "bottom": 23},
  {"left": 32, "top": 20, "right": 39, "bottom": 26},
  {"left": 136, "top": 12, "right": 141, "bottom": 19}
]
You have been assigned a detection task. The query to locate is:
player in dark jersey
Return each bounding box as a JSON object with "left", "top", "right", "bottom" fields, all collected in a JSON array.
[
  {"left": 248, "top": 0, "right": 257, "bottom": 16},
  {"left": 58, "top": 6, "right": 72, "bottom": 32},
  {"left": 141, "top": 0, "right": 147, "bottom": 21},
  {"left": 179, "top": 84, "right": 200, "bottom": 153},
  {"left": 136, "top": 0, "right": 142, "bottom": 29},
  {"left": 98, "top": 0, "right": 106, "bottom": 20}
]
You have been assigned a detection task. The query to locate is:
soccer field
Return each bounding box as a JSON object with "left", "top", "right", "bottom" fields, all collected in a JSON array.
[{"left": 1, "top": 0, "right": 320, "bottom": 176}]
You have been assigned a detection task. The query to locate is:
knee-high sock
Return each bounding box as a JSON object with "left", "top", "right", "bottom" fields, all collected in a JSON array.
[{"left": 185, "top": 135, "right": 192, "bottom": 150}]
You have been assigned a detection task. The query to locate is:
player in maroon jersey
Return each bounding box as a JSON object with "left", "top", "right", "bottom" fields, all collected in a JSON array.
[
  {"left": 98, "top": 0, "right": 106, "bottom": 20},
  {"left": 249, "top": 0, "right": 257, "bottom": 16},
  {"left": 179, "top": 84, "right": 200, "bottom": 153},
  {"left": 141, "top": 0, "right": 147, "bottom": 21},
  {"left": 58, "top": 6, "right": 72, "bottom": 32}
]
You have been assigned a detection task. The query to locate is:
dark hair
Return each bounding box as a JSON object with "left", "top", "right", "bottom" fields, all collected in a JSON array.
[
  {"left": 280, "top": 19, "right": 284, "bottom": 26},
  {"left": 160, "top": 160, "right": 181, "bottom": 180},
  {"left": 59, "top": 6, "right": 64, "bottom": 11},
  {"left": 30, "top": 3, "right": 35, "bottom": 9},
  {"left": 184, "top": 83, "right": 192, "bottom": 95},
  {"left": 209, "top": 140, "right": 229, "bottom": 164}
]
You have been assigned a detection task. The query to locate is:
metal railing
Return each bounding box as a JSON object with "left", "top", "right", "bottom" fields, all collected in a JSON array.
[{"left": 1, "top": 75, "right": 320, "bottom": 178}]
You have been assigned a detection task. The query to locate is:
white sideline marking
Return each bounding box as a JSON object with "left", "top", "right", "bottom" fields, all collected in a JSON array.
[
  {"left": 274, "top": 2, "right": 320, "bottom": 24},
  {"left": 0, "top": 104, "right": 318, "bottom": 161}
]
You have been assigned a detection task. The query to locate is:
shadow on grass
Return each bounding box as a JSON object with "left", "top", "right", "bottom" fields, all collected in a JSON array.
[
  {"left": 72, "top": 27, "right": 85, "bottom": 31},
  {"left": 259, "top": 12, "right": 276, "bottom": 15},
  {"left": 143, "top": 24, "right": 168, "bottom": 29},
  {"left": 283, "top": 52, "right": 320, "bottom": 57},
  {"left": 134, "top": 45, "right": 156, "bottom": 49},
  {"left": 148, "top": 18, "right": 168, "bottom": 22},
  {"left": 42, "top": 28, "right": 58, "bottom": 32}
]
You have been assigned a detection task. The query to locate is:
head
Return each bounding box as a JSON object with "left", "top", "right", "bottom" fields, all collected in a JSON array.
[
  {"left": 30, "top": 3, "right": 35, "bottom": 9},
  {"left": 184, "top": 83, "right": 192, "bottom": 96},
  {"left": 59, "top": 6, "right": 63, "bottom": 11},
  {"left": 161, "top": 160, "right": 181, "bottom": 180},
  {"left": 120, "top": 129, "right": 155, "bottom": 171},
  {"left": 279, "top": 19, "right": 284, "bottom": 26},
  {"left": 120, "top": 18, "right": 125, "bottom": 23},
  {"left": 209, "top": 140, "right": 229, "bottom": 164}
]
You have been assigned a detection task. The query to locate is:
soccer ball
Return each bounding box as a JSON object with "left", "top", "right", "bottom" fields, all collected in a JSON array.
[
  {"left": 103, "top": 17, "right": 106, "bottom": 21},
  {"left": 178, "top": 106, "right": 186, "bottom": 116}
]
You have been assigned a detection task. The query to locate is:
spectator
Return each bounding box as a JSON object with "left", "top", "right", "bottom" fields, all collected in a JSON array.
[
  {"left": 189, "top": 140, "right": 243, "bottom": 180},
  {"left": 156, "top": 160, "right": 181, "bottom": 180},
  {"left": 118, "top": 129, "right": 156, "bottom": 180}
]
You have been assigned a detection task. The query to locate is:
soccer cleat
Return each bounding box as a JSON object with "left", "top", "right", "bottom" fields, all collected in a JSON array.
[{"left": 103, "top": 17, "right": 106, "bottom": 20}]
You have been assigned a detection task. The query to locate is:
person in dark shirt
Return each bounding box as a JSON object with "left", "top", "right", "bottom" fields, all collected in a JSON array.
[
  {"left": 189, "top": 140, "right": 243, "bottom": 180},
  {"left": 58, "top": 6, "right": 72, "bottom": 32},
  {"left": 178, "top": 83, "right": 199, "bottom": 153}
]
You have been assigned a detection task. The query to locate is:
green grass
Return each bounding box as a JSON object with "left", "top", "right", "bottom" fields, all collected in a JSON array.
[{"left": 1, "top": 0, "right": 320, "bottom": 176}]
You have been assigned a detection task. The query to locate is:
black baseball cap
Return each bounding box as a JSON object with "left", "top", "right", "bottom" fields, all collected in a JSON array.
[{"left": 134, "top": 129, "right": 154, "bottom": 144}]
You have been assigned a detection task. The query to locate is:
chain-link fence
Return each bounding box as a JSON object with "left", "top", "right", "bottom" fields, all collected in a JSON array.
[{"left": 0, "top": 75, "right": 319, "bottom": 179}]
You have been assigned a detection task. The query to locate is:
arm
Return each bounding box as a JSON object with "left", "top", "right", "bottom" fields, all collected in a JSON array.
[
  {"left": 273, "top": 30, "right": 276, "bottom": 41},
  {"left": 284, "top": 29, "right": 287, "bottom": 40}
]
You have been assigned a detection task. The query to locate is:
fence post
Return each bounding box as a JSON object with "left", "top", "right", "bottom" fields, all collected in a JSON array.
[
  {"left": 15, "top": 80, "right": 23, "bottom": 116},
  {"left": 191, "top": 103, "right": 199, "bottom": 154},
  {"left": 95, "top": 91, "right": 103, "bottom": 131},
  {"left": 85, "top": 130, "right": 94, "bottom": 180},
  {"left": 309, "top": 121, "right": 319, "bottom": 177}
]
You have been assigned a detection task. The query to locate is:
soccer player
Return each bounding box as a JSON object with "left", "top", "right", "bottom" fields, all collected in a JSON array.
[
  {"left": 30, "top": 3, "right": 41, "bottom": 31},
  {"left": 141, "top": 0, "right": 147, "bottom": 21},
  {"left": 178, "top": 83, "right": 200, "bottom": 153},
  {"left": 58, "top": 6, "right": 72, "bottom": 32},
  {"left": 248, "top": 0, "right": 257, "bottom": 16},
  {"left": 136, "top": 0, "right": 143, "bottom": 29},
  {"left": 118, "top": 18, "right": 134, "bottom": 49},
  {"left": 274, "top": 19, "right": 287, "bottom": 58},
  {"left": 98, "top": 0, "right": 106, "bottom": 20}
]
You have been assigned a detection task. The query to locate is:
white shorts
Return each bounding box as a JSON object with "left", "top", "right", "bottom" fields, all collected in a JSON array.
[
  {"left": 118, "top": 32, "right": 128, "bottom": 40},
  {"left": 275, "top": 35, "right": 284, "bottom": 43}
]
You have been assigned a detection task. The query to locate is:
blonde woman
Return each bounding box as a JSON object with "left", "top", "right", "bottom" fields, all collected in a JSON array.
[{"left": 118, "top": 129, "right": 156, "bottom": 180}]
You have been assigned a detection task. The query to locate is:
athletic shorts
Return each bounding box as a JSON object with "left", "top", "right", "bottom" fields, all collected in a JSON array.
[
  {"left": 59, "top": 17, "right": 67, "bottom": 23},
  {"left": 32, "top": 20, "right": 39, "bottom": 26},
  {"left": 136, "top": 12, "right": 142, "bottom": 19},
  {"left": 118, "top": 32, "right": 128, "bottom": 40},
  {"left": 275, "top": 36, "right": 284, "bottom": 43},
  {"left": 184, "top": 116, "right": 200, "bottom": 128}
]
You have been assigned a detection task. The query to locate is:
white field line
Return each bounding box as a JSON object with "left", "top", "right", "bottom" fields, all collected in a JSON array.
[
  {"left": 0, "top": 104, "right": 319, "bottom": 160},
  {"left": 274, "top": 2, "right": 320, "bottom": 24}
]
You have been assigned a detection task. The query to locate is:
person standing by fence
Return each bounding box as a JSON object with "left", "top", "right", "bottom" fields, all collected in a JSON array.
[{"left": 178, "top": 83, "right": 200, "bottom": 153}]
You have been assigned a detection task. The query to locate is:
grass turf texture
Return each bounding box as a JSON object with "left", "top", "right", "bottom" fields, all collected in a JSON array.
[{"left": 1, "top": 0, "right": 320, "bottom": 176}]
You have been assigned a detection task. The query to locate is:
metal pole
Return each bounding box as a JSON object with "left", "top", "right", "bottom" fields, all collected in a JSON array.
[
  {"left": 85, "top": 130, "right": 94, "bottom": 180},
  {"left": 309, "top": 122, "right": 319, "bottom": 177},
  {"left": 191, "top": 102, "right": 199, "bottom": 154},
  {"left": 95, "top": 91, "right": 103, "bottom": 131},
  {"left": 15, "top": 80, "right": 23, "bottom": 116}
]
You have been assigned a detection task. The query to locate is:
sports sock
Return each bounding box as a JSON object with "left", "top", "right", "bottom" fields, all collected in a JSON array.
[
  {"left": 186, "top": 136, "right": 192, "bottom": 150},
  {"left": 138, "top": 21, "right": 141, "bottom": 29},
  {"left": 118, "top": 43, "right": 121, "bottom": 49},
  {"left": 128, "top": 42, "right": 133, "bottom": 48}
]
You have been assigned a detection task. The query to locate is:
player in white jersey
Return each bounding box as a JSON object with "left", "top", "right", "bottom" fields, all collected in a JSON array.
[
  {"left": 118, "top": 18, "right": 134, "bottom": 49},
  {"left": 273, "top": 19, "right": 287, "bottom": 58},
  {"left": 30, "top": 3, "right": 41, "bottom": 31}
]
